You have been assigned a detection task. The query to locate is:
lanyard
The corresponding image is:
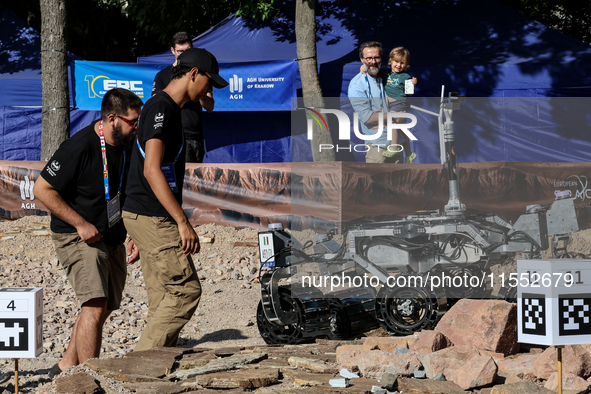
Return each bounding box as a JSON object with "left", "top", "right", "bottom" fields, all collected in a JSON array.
[
  {"left": 136, "top": 137, "right": 184, "bottom": 163},
  {"left": 98, "top": 121, "right": 126, "bottom": 201},
  {"left": 364, "top": 74, "right": 387, "bottom": 112}
]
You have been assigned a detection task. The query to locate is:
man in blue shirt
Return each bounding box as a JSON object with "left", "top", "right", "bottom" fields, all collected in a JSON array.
[{"left": 348, "top": 41, "right": 403, "bottom": 163}]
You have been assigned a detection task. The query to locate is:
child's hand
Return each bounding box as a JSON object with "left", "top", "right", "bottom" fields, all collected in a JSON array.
[
  {"left": 412, "top": 77, "right": 418, "bottom": 85},
  {"left": 360, "top": 64, "right": 367, "bottom": 75}
]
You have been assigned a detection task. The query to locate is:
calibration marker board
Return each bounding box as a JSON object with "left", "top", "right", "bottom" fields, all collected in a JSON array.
[
  {"left": 0, "top": 288, "right": 43, "bottom": 358},
  {"left": 518, "top": 259, "right": 591, "bottom": 346}
]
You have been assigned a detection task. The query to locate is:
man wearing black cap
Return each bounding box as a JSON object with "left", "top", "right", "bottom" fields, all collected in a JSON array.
[
  {"left": 122, "top": 48, "right": 228, "bottom": 351},
  {"left": 152, "top": 32, "right": 214, "bottom": 163}
]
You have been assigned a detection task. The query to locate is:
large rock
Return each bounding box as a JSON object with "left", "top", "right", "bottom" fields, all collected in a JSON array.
[
  {"left": 363, "top": 335, "right": 418, "bottom": 351},
  {"left": 534, "top": 345, "right": 591, "bottom": 380},
  {"left": 435, "top": 299, "right": 518, "bottom": 356},
  {"left": 409, "top": 330, "right": 453, "bottom": 354},
  {"left": 421, "top": 346, "right": 497, "bottom": 390},
  {"left": 496, "top": 354, "right": 539, "bottom": 377},
  {"left": 544, "top": 372, "right": 590, "bottom": 391},
  {"left": 491, "top": 381, "right": 556, "bottom": 394},
  {"left": 357, "top": 350, "right": 422, "bottom": 378},
  {"left": 335, "top": 344, "right": 372, "bottom": 358}
]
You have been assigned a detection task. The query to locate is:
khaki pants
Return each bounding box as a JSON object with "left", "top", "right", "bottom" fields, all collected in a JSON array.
[
  {"left": 122, "top": 211, "right": 201, "bottom": 351},
  {"left": 52, "top": 233, "right": 126, "bottom": 310}
]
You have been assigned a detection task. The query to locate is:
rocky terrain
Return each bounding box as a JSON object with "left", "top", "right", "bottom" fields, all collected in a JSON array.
[{"left": 0, "top": 215, "right": 591, "bottom": 393}]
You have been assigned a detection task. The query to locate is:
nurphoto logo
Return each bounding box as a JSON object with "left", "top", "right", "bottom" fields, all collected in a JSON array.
[{"left": 305, "top": 108, "right": 418, "bottom": 153}]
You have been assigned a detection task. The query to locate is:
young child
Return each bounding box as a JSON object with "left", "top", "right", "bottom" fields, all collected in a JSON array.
[{"left": 362, "top": 47, "right": 418, "bottom": 163}]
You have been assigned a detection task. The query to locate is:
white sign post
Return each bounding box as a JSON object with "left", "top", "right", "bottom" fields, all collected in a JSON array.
[
  {"left": 517, "top": 259, "right": 591, "bottom": 394},
  {"left": 0, "top": 287, "right": 43, "bottom": 393}
]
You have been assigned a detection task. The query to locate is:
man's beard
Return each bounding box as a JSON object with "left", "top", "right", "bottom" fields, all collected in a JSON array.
[
  {"left": 363, "top": 62, "right": 379, "bottom": 77},
  {"left": 112, "top": 123, "right": 136, "bottom": 148}
]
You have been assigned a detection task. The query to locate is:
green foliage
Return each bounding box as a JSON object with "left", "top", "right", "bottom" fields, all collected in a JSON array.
[
  {"left": 235, "top": 0, "right": 275, "bottom": 21},
  {"left": 497, "top": 0, "right": 591, "bottom": 44}
]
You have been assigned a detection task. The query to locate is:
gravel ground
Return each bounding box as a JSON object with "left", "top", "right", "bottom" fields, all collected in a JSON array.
[{"left": 1, "top": 215, "right": 591, "bottom": 393}]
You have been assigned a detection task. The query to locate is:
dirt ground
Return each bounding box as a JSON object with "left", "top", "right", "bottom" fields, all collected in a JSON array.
[{"left": 1, "top": 215, "right": 591, "bottom": 393}]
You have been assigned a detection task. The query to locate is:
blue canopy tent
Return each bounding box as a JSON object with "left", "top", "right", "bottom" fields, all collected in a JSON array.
[
  {"left": 2, "top": 0, "right": 591, "bottom": 162},
  {"left": 0, "top": 9, "right": 99, "bottom": 160}
]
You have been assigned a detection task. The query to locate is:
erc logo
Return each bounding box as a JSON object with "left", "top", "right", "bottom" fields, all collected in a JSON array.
[{"left": 84, "top": 75, "right": 144, "bottom": 99}]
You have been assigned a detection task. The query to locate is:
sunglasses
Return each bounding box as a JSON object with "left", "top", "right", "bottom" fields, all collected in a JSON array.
[{"left": 115, "top": 114, "right": 138, "bottom": 130}]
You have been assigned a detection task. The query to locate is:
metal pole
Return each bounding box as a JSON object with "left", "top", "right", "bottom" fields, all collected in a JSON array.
[
  {"left": 557, "top": 346, "right": 563, "bottom": 394},
  {"left": 14, "top": 359, "right": 18, "bottom": 394}
]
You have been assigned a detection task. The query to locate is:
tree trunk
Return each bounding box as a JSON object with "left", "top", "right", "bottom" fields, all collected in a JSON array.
[
  {"left": 295, "top": 0, "right": 335, "bottom": 162},
  {"left": 40, "top": 0, "right": 70, "bottom": 161}
]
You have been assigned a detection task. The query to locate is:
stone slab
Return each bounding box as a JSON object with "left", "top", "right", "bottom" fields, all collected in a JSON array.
[
  {"left": 288, "top": 356, "right": 339, "bottom": 373},
  {"left": 122, "top": 381, "right": 194, "bottom": 394},
  {"left": 168, "top": 352, "right": 267, "bottom": 380},
  {"left": 193, "top": 368, "right": 279, "bottom": 389},
  {"left": 55, "top": 372, "right": 100, "bottom": 394},
  {"left": 491, "top": 381, "right": 557, "bottom": 394},
  {"left": 86, "top": 354, "right": 175, "bottom": 380},
  {"left": 396, "top": 377, "right": 467, "bottom": 394}
]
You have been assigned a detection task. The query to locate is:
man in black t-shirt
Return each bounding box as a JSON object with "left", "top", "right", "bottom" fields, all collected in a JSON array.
[
  {"left": 123, "top": 48, "right": 228, "bottom": 351},
  {"left": 152, "top": 32, "right": 215, "bottom": 163},
  {"left": 34, "top": 88, "right": 143, "bottom": 377}
]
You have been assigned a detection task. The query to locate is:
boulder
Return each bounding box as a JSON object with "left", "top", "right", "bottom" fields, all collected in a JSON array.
[
  {"left": 491, "top": 381, "right": 556, "bottom": 394},
  {"left": 363, "top": 335, "right": 418, "bottom": 352},
  {"left": 338, "top": 349, "right": 421, "bottom": 378},
  {"left": 435, "top": 299, "right": 518, "bottom": 356},
  {"left": 421, "top": 346, "right": 497, "bottom": 390},
  {"left": 496, "top": 354, "right": 539, "bottom": 377},
  {"left": 544, "top": 372, "right": 590, "bottom": 392},
  {"left": 533, "top": 345, "right": 591, "bottom": 380},
  {"left": 335, "top": 344, "right": 372, "bottom": 357},
  {"left": 409, "top": 330, "right": 453, "bottom": 354}
]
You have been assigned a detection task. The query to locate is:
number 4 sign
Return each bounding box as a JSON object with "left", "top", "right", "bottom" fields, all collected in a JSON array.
[{"left": 0, "top": 288, "right": 43, "bottom": 358}]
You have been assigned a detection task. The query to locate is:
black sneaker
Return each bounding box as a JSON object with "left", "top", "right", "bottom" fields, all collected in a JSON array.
[{"left": 48, "top": 363, "right": 62, "bottom": 379}]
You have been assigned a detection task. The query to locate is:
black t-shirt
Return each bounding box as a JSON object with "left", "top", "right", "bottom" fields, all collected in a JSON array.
[
  {"left": 152, "top": 65, "right": 204, "bottom": 140},
  {"left": 123, "top": 91, "right": 185, "bottom": 217},
  {"left": 40, "top": 121, "right": 128, "bottom": 246}
]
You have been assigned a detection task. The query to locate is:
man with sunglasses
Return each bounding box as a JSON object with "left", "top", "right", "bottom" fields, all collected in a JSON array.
[
  {"left": 123, "top": 48, "right": 228, "bottom": 351},
  {"left": 152, "top": 32, "right": 215, "bottom": 163},
  {"left": 34, "top": 88, "right": 143, "bottom": 377}
]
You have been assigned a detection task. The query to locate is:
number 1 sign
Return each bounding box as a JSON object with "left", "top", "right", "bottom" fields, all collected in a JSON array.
[
  {"left": 518, "top": 259, "right": 591, "bottom": 346},
  {"left": 0, "top": 288, "right": 43, "bottom": 358}
]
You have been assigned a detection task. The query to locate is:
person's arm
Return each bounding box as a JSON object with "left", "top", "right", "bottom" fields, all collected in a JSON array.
[
  {"left": 126, "top": 239, "right": 140, "bottom": 263},
  {"left": 200, "top": 87, "right": 214, "bottom": 112},
  {"left": 348, "top": 78, "right": 389, "bottom": 128},
  {"left": 33, "top": 176, "right": 102, "bottom": 243},
  {"left": 143, "top": 138, "right": 199, "bottom": 255}
]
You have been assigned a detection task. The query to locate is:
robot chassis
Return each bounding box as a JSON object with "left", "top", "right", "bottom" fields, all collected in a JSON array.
[{"left": 256, "top": 89, "right": 580, "bottom": 344}]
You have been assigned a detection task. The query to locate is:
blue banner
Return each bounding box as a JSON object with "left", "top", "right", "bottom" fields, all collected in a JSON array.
[
  {"left": 72, "top": 59, "right": 296, "bottom": 111},
  {"left": 215, "top": 60, "right": 296, "bottom": 111},
  {"left": 72, "top": 61, "right": 163, "bottom": 110}
]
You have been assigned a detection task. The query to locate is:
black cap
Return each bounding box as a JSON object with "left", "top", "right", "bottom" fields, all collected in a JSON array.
[{"left": 177, "top": 48, "right": 229, "bottom": 89}]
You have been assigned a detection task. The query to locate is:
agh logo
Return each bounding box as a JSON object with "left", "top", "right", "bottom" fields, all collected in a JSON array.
[
  {"left": 229, "top": 74, "right": 243, "bottom": 99},
  {"left": 19, "top": 176, "right": 35, "bottom": 210}
]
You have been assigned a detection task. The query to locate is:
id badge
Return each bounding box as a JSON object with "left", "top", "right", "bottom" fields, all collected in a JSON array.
[
  {"left": 161, "top": 163, "right": 178, "bottom": 193},
  {"left": 107, "top": 193, "right": 122, "bottom": 228}
]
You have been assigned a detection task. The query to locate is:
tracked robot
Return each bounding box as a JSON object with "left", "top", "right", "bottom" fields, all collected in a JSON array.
[{"left": 256, "top": 88, "right": 580, "bottom": 344}]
